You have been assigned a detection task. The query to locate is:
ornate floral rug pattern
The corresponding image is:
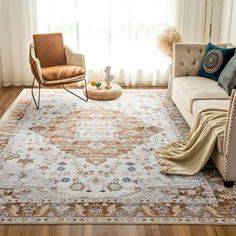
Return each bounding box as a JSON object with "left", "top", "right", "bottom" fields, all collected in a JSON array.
[{"left": 0, "top": 89, "right": 235, "bottom": 224}]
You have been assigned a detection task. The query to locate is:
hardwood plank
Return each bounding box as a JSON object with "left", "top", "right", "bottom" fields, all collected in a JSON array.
[
  {"left": 0, "top": 86, "right": 235, "bottom": 236},
  {"left": 1, "top": 225, "right": 236, "bottom": 236},
  {"left": 0, "top": 87, "right": 23, "bottom": 118}
]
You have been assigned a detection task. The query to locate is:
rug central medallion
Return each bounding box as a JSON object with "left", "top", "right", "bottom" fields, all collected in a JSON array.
[{"left": 30, "top": 107, "right": 162, "bottom": 165}]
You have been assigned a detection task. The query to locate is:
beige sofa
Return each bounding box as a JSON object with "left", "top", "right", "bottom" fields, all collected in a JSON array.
[{"left": 171, "top": 43, "right": 236, "bottom": 187}]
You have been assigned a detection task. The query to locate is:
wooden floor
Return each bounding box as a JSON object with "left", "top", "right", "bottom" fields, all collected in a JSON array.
[{"left": 0, "top": 87, "right": 236, "bottom": 236}]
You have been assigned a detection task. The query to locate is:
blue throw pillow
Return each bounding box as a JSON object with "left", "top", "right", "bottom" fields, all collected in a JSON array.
[{"left": 198, "top": 43, "right": 236, "bottom": 81}]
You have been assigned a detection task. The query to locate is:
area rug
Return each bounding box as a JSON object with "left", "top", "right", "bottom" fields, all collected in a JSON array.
[{"left": 0, "top": 89, "right": 235, "bottom": 224}]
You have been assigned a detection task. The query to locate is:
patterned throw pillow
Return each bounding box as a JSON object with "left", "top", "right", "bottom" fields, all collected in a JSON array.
[
  {"left": 198, "top": 43, "right": 236, "bottom": 81},
  {"left": 218, "top": 54, "right": 236, "bottom": 96}
]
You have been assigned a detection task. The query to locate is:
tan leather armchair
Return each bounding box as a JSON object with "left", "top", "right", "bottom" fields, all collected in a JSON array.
[{"left": 29, "top": 33, "right": 88, "bottom": 109}]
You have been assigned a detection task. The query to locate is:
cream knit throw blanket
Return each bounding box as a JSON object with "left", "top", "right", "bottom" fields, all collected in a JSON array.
[{"left": 156, "top": 108, "right": 228, "bottom": 175}]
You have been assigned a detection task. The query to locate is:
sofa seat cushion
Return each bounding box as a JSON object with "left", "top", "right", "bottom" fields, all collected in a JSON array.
[
  {"left": 42, "top": 65, "right": 85, "bottom": 81},
  {"left": 192, "top": 100, "right": 230, "bottom": 118},
  {"left": 173, "top": 76, "right": 229, "bottom": 112},
  {"left": 192, "top": 99, "right": 229, "bottom": 155}
]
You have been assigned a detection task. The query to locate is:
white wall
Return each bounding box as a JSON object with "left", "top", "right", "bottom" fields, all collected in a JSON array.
[
  {"left": 229, "top": 0, "right": 236, "bottom": 44},
  {"left": 211, "top": 0, "right": 223, "bottom": 42},
  {"left": 221, "top": 0, "right": 236, "bottom": 44}
]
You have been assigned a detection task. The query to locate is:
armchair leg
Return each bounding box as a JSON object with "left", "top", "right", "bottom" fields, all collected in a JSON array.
[
  {"left": 31, "top": 77, "right": 41, "bottom": 109},
  {"left": 63, "top": 79, "right": 88, "bottom": 102}
]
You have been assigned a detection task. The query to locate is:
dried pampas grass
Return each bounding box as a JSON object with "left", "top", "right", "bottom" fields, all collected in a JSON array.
[{"left": 157, "top": 26, "right": 182, "bottom": 57}]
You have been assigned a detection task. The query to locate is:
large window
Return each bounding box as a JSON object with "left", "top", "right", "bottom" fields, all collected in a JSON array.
[{"left": 36, "top": 0, "right": 180, "bottom": 85}]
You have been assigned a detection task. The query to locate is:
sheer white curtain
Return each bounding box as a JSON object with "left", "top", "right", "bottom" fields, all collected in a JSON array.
[
  {"left": 180, "top": 0, "right": 222, "bottom": 43},
  {"left": 0, "top": 0, "right": 35, "bottom": 87},
  {"left": 36, "top": 0, "right": 180, "bottom": 86},
  {"left": 1, "top": 0, "right": 212, "bottom": 87}
]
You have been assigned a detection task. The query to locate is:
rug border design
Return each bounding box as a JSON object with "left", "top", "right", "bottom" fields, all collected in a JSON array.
[{"left": 1, "top": 217, "right": 235, "bottom": 225}]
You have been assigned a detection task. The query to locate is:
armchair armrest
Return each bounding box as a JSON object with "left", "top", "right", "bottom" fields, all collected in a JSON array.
[
  {"left": 223, "top": 89, "right": 236, "bottom": 181},
  {"left": 29, "top": 43, "right": 44, "bottom": 83},
  {"left": 172, "top": 43, "right": 228, "bottom": 78},
  {"left": 65, "top": 45, "right": 86, "bottom": 71}
]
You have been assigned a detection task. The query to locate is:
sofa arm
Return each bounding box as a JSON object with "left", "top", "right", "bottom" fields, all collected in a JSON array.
[
  {"left": 172, "top": 43, "right": 228, "bottom": 78},
  {"left": 65, "top": 45, "right": 86, "bottom": 70},
  {"left": 223, "top": 89, "right": 236, "bottom": 181}
]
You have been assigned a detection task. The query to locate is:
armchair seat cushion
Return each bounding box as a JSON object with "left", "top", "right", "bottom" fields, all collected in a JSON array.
[{"left": 42, "top": 65, "right": 85, "bottom": 81}]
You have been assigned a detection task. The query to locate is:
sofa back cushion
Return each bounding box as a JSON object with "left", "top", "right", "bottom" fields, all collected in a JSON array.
[
  {"left": 33, "top": 33, "right": 66, "bottom": 68},
  {"left": 173, "top": 43, "right": 228, "bottom": 78}
]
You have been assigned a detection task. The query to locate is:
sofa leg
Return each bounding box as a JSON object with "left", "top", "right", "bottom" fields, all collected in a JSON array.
[{"left": 223, "top": 180, "right": 234, "bottom": 188}]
